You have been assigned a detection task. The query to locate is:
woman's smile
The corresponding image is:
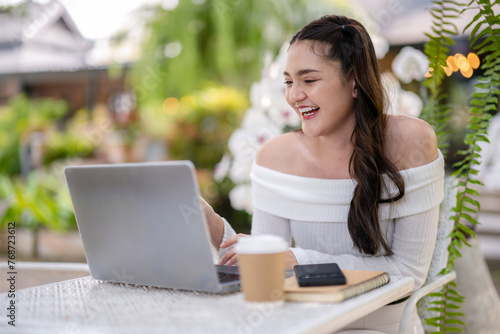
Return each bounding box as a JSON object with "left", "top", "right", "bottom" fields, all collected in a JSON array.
[{"left": 298, "top": 106, "right": 320, "bottom": 120}]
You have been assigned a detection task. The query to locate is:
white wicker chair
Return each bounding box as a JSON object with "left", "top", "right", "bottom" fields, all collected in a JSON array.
[{"left": 398, "top": 177, "right": 458, "bottom": 334}]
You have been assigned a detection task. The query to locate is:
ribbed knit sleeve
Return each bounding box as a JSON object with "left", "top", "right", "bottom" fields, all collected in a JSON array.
[{"left": 217, "top": 218, "right": 236, "bottom": 260}]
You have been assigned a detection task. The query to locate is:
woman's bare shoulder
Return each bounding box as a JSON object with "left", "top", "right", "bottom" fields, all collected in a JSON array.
[
  {"left": 255, "top": 132, "right": 302, "bottom": 172},
  {"left": 385, "top": 115, "right": 438, "bottom": 170}
]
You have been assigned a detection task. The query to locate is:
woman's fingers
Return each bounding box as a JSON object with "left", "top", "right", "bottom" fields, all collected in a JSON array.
[
  {"left": 219, "top": 233, "right": 247, "bottom": 266},
  {"left": 285, "top": 249, "right": 298, "bottom": 270},
  {"left": 219, "top": 249, "right": 238, "bottom": 265},
  {"left": 220, "top": 233, "right": 247, "bottom": 249},
  {"left": 226, "top": 253, "right": 239, "bottom": 266}
]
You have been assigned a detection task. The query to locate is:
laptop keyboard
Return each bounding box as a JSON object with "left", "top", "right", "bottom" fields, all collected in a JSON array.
[{"left": 217, "top": 272, "right": 240, "bottom": 283}]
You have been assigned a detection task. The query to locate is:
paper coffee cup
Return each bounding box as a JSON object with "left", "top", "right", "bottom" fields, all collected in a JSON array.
[{"left": 235, "top": 235, "right": 288, "bottom": 308}]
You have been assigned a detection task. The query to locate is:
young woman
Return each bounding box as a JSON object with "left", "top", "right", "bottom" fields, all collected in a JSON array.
[{"left": 203, "top": 15, "right": 444, "bottom": 333}]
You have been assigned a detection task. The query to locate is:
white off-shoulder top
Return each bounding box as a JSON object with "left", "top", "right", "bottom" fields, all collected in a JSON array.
[{"left": 222, "top": 151, "right": 445, "bottom": 291}]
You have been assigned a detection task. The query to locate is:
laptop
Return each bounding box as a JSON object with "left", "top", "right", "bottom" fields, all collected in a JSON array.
[{"left": 64, "top": 160, "right": 240, "bottom": 294}]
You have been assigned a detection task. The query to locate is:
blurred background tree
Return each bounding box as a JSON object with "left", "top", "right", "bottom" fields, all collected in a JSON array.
[{"left": 128, "top": 0, "right": 311, "bottom": 102}]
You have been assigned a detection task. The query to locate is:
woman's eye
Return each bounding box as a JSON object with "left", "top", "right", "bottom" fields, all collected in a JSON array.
[
  {"left": 284, "top": 80, "right": 293, "bottom": 85},
  {"left": 304, "top": 80, "right": 317, "bottom": 84}
]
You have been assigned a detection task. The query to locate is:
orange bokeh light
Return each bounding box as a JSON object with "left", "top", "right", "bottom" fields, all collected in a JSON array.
[
  {"left": 443, "top": 66, "right": 453, "bottom": 76},
  {"left": 460, "top": 66, "right": 473, "bottom": 78},
  {"left": 163, "top": 97, "right": 180, "bottom": 115},
  {"left": 455, "top": 54, "right": 468, "bottom": 68},
  {"left": 446, "top": 56, "right": 458, "bottom": 72},
  {"left": 467, "top": 52, "right": 480, "bottom": 69}
]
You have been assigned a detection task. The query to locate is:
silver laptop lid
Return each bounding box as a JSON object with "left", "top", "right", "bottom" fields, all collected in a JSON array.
[{"left": 64, "top": 161, "right": 225, "bottom": 293}]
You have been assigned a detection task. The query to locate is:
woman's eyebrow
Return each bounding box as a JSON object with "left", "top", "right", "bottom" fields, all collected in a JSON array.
[{"left": 283, "top": 69, "right": 320, "bottom": 76}]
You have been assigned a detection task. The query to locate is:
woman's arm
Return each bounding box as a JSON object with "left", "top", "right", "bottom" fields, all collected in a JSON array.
[
  {"left": 289, "top": 206, "right": 440, "bottom": 290},
  {"left": 218, "top": 207, "right": 298, "bottom": 267},
  {"left": 251, "top": 208, "right": 298, "bottom": 269},
  {"left": 200, "top": 197, "right": 236, "bottom": 251}
]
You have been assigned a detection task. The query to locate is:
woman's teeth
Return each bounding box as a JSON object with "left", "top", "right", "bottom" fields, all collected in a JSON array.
[{"left": 301, "top": 107, "right": 319, "bottom": 116}]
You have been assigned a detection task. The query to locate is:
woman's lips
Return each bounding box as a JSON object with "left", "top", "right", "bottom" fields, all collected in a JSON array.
[{"left": 300, "top": 107, "right": 320, "bottom": 120}]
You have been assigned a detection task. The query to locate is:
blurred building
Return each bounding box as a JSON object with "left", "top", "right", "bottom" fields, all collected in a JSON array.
[{"left": 0, "top": 0, "right": 130, "bottom": 113}]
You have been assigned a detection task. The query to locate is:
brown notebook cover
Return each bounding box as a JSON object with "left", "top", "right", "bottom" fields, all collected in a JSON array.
[{"left": 283, "top": 270, "right": 390, "bottom": 303}]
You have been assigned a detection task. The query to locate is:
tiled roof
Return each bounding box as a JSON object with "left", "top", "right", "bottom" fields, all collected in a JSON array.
[{"left": 0, "top": 0, "right": 92, "bottom": 75}]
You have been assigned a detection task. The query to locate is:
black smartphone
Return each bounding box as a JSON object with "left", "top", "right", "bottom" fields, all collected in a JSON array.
[{"left": 294, "top": 263, "right": 347, "bottom": 287}]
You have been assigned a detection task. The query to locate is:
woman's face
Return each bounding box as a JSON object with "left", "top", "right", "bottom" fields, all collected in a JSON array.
[{"left": 284, "top": 40, "right": 357, "bottom": 138}]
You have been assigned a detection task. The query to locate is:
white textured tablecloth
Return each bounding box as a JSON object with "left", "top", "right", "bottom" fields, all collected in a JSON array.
[{"left": 0, "top": 275, "right": 413, "bottom": 334}]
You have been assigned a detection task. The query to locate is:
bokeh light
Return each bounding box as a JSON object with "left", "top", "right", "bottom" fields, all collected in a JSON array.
[
  {"left": 446, "top": 56, "right": 458, "bottom": 71},
  {"left": 162, "top": 97, "right": 180, "bottom": 115},
  {"left": 467, "top": 53, "right": 480, "bottom": 69},
  {"left": 180, "top": 96, "right": 196, "bottom": 113},
  {"left": 434, "top": 52, "right": 481, "bottom": 78}
]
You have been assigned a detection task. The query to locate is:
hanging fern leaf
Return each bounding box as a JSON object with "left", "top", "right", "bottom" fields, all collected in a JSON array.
[
  {"left": 453, "top": 0, "right": 500, "bottom": 247},
  {"left": 421, "top": 0, "right": 463, "bottom": 159},
  {"left": 421, "top": 4, "right": 465, "bottom": 332},
  {"left": 423, "top": 0, "right": 499, "bottom": 333}
]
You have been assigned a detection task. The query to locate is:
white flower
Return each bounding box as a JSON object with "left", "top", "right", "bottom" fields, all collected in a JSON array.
[
  {"left": 249, "top": 82, "right": 264, "bottom": 110},
  {"left": 229, "top": 184, "right": 253, "bottom": 214},
  {"left": 266, "top": 105, "right": 301, "bottom": 129},
  {"left": 235, "top": 111, "right": 281, "bottom": 144},
  {"left": 227, "top": 114, "right": 280, "bottom": 184},
  {"left": 229, "top": 154, "right": 254, "bottom": 184},
  {"left": 381, "top": 72, "right": 401, "bottom": 115},
  {"left": 227, "top": 122, "right": 280, "bottom": 183},
  {"left": 381, "top": 72, "right": 423, "bottom": 117},
  {"left": 214, "top": 153, "right": 231, "bottom": 182},
  {"left": 240, "top": 107, "right": 267, "bottom": 129},
  {"left": 250, "top": 43, "right": 301, "bottom": 130},
  {"left": 370, "top": 34, "right": 390, "bottom": 59},
  {"left": 398, "top": 90, "right": 423, "bottom": 118},
  {"left": 392, "top": 46, "right": 429, "bottom": 84}
]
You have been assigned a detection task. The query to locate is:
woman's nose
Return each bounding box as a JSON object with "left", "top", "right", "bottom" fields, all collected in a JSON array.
[{"left": 287, "top": 84, "right": 306, "bottom": 104}]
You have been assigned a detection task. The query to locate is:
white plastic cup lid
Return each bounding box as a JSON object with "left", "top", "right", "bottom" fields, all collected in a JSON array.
[{"left": 234, "top": 235, "right": 288, "bottom": 254}]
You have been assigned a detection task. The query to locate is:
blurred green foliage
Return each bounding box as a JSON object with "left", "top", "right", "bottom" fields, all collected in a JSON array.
[
  {"left": 138, "top": 86, "right": 247, "bottom": 166},
  {"left": 0, "top": 170, "right": 76, "bottom": 231},
  {"left": 130, "top": 0, "right": 309, "bottom": 102},
  {"left": 0, "top": 94, "right": 66, "bottom": 175},
  {"left": 0, "top": 95, "right": 98, "bottom": 231},
  {"left": 165, "top": 86, "right": 248, "bottom": 168}
]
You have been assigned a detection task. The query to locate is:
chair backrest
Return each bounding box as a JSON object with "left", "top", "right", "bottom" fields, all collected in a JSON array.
[
  {"left": 425, "top": 176, "right": 457, "bottom": 281},
  {"left": 417, "top": 176, "right": 457, "bottom": 329}
]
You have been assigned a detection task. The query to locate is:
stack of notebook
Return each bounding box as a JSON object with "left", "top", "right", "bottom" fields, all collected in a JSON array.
[{"left": 283, "top": 270, "right": 390, "bottom": 302}]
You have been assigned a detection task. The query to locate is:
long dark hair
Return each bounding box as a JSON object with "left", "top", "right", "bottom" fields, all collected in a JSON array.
[{"left": 290, "top": 15, "right": 404, "bottom": 255}]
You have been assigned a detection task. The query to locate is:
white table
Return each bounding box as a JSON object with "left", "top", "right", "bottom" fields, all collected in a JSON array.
[{"left": 0, "top": 275, "right": 414, "bottom": 334}]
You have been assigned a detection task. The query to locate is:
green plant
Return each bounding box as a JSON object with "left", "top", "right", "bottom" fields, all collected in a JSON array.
[
  {"left": 0, "top": 168, "right": 76, "bottom": 258},
  {"left": 129, "top": 0, "right": 310, "bottom": 103},
  {"left": 0, "top": 95, "right": 99, "bottom": 249},
  {"left": 43, "top": 110, "right": 99, "bottom": 164},
  {"left": 0, "top": 171, "right": 75, "bottom": 232},
  {"left": 165, "top": 86, "right": 248, "bottom": 169},
  {"left": 421, "top": 1, "right": 462, "bottom": 157},
  {"left": 422, "top": 1, "right": 499, "bottom": 332},
  {"left": 0, "top": 94, "right": 67, "bottom": 175}
]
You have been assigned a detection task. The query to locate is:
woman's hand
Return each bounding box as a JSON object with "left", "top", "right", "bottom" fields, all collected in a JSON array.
[
  {"left": 285, "top": 250, "right": 298, "bottom": 270},
  {"left": 219, "top": 234, "right": 299, "bottom": 269},
  {"left": 199, "top": 197, "right": 225, "bottom": 251},
  {"left": 218, "top": 233, "right": 248, "bottom": 266}
]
